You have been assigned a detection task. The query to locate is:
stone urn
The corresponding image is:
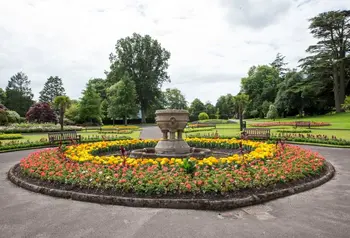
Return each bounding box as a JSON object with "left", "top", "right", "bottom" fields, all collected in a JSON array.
[{"left": 154, "top": 109, "right": 191, "bottom": 155}]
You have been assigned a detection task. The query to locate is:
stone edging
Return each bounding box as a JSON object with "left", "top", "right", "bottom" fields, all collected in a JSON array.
[{"left": 7, "top": 162, "right": 335, "bottom": 211}]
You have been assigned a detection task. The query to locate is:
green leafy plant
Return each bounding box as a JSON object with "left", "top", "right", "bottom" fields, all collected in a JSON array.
[{"left": 180, "top": 158, "right": 197, "bottom": 175}]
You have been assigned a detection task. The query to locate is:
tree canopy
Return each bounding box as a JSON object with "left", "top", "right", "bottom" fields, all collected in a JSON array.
[
  {"left": 107, "top": 75, "right": 139, "bottom": 125},
  {"left": 39, "top": 76, "right": 65, "bottom": 103},
  {"left": 107, "top": 33, "right": 171, "bottom": 123},
  {"left": 5, "top": 72, "right": 34, "bottom": 116}
]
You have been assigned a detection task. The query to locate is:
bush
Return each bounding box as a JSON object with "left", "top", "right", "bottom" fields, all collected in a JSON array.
[
  {"left": 19, "top": 117, "right": 26, "bottom": 123},
  {"left": 0, "top": 104, "right": 7, "bottom": 110},
  {"left": 64, "top": 118, "right": 75, "bottom": 125},
  {"left": 0, "top": 133, "right": 23, "bottom": 140},
  {"left": 198, "top": 112, "right": 209, "bottom": 120},
  {"left": 26, "top": 102, "right": 57, "bottom": 123},
  {"left": 0, "top": 109, "right": 8, "bottom": 126},
  {"left": 0, "top": 123, "right": 83, "bottom": 134},
  {"left": 6, "top": 110, "right": 21, "bottom": 123},
  {"left": 342, "top": 96, "right": 350, "bottom": 111}
]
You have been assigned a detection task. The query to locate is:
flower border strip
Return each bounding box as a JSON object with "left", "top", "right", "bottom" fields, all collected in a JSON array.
[{"left": 7, "top": 161, "right": 335, "bottom": 211}]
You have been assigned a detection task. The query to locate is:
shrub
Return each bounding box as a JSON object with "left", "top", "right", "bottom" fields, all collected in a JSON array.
[
  {"left": 342, "top": 96, "right": 350, "bottom": 111},
  {"left": 198, "top": 112, "right": 209, "bottom": 120},
  {"left": 6, "top": 110, "right": 21, "bottom": 123},
  {"left": 267, "top": 105, "right": 278, "bottom": 120},
  {"left": 0, "top": 104, "right": 7, "bottom": 110},
  {"left": 0, "top": 123, "right": 83, "bottom": 134},
  {"left": 0, "top": 109, "right": 8, "bottom": 125},
  {"left": 0, "top": 133, "right": 23, "bottom": 140},
  {"left": 26, "top": 102, "right": 57, "bottom": 123}
]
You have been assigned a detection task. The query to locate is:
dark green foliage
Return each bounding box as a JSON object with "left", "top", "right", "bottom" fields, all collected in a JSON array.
[
  {"left": 0, "top": 88, "right": 6, "bottom": 104},
  {"left": 0, "top": 109, "right": 8, "bottom": 125},
  {"left": 189, "top": 98, "right": 206, "bottom": 120},
  {"left": 215, "top": 94, "right": 235, "bottom": 119},
  {"left": 39, "top": 76, "right": 65, "bottom": 103},
  {"left": 5, "top": 72, "right": 34, "bottom": 116},
  {"left": 107, "top": 33, "right": 171, "bottom": 123},
  {"left": 163, "top": 88, "right": 187, "bottom": 109},
  {"left": 107, "top": 76, "right": 139, "bottom": 125},
  {"left": 79, "top": 83, "right": 102, "bottom": 125},
  {"left": 6, "top": 110, "right": 20, "bottom": 123}
]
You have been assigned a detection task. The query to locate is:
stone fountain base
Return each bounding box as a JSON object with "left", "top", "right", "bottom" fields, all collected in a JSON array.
[
  {"left": 129, "top": 147, "right": 212, "bottom": 159},
  {"left": 154, "top": 140, "right": 191, "bottom": 155}
]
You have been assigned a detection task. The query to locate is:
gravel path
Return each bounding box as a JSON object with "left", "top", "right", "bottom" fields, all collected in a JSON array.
[{"left": 1, "top": 127, "right": 349, "bottom": 238}]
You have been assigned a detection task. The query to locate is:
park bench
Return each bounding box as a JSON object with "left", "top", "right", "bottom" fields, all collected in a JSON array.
[
  {"left": 241, "top": 128, "right": 270, "bottom": 140},
  {"left": 48, "top": 131, "right": 81, "bottom": 144},
  {"left": 295, "top": 121, "right": 311, "bottom": 128}
]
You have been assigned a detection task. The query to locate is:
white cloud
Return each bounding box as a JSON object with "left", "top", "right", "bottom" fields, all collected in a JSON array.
[{"left": 0, "top": 0, "right": 349, "bottom": 105}]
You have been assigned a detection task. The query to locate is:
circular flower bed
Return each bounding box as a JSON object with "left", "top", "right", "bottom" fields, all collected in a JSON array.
[{"left": 17, "top": 138, "right": 327, "bottom": 198}]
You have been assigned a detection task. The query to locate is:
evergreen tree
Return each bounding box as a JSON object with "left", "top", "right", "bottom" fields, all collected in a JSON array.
[
  {"left": 79, "top": 83, "right": 102, "bottom": 124},
  {"left": 5, "top": 72, "right": 34, "bottom": 116},
  {"left": 39, "top": 76, "right": 65, "bottom": 103}
]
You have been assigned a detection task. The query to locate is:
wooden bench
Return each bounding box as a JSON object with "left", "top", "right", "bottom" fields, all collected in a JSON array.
[
  {"left": 241, "top": 128, "right": 270, "bottom": 140},
  {"left": 295, "top": 121, "right": 311, "bottom": 128},
  {"left": 48, "top": 131, "right": 81, "bottom": 144}
]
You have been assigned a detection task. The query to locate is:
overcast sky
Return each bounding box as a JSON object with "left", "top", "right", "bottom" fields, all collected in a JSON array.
[{"left": 0, "top": 0, "right": 349, "bottom": 105}]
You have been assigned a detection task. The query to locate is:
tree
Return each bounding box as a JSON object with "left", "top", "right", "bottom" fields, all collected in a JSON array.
[
  {"left": 107, "top": 33, "right": 171, "bottom": 123},
  {"left": 270, "top": 53, "right": 288, "bottom": 77},
  {"left": 107, "top": 76, "right": 139, "bottom": 125},
  {"left": 267, "top": 104, "right": 278, "bottom": 120},
  {"left": 301, "top": 10, "right": 350, "bottom": 112},
  {"left": 233, "top": 94, "right": 250, "bottom": 131},
  {"left": 5, "top": 72, "right": 34, "bottom": 116},
  {"left": 204, "top": 102, "right": 216, "bottom": 119},
  {"left": 65, "top": 103, "right": 80, "bottom": 123},
  {"left": 39, "top": 76, "right": 65, "bottom": 103},
  {"left": 163, "top": 88, "right": 187, "bottom": 109},
  {"left": 79, "top": 83, "right": 102, "bottom": 125},
  {"left": 241, "top": 65, "right": 280, "bottom": 117},
  {"left": 189, "top": 98, "right": 205, "bottom": 120},
  {"left": 26, "top": 102, "right": 57, "bottom": 123},
  {"left": 261, "top": 101, "right": 272, "bottom": 118},
  {"left": 53, "top": 96, "right": 71, "bottom": 131},
  {"left": 0, "top": 88, "right": 6, "bottom": 104},
  {"left": 198, "top": 112, "right": 209, "bottom": 120},
  {"left": 215, "top": 94, "right": 235, "bottom": 119}
]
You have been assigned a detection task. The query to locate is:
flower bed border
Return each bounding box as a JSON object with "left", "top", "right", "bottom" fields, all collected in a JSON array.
[{"left": 7, "top": 161, "right": 335, "bottom": 211}]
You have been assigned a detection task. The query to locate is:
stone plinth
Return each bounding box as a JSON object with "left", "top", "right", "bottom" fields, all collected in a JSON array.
[{"left": 154, "top": 109, "right": 191, "bottom": 155}]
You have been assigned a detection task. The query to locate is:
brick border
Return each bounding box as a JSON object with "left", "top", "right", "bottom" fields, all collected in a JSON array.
[{"left": 7, "top": 162, "right": 335, "bottom": 211}]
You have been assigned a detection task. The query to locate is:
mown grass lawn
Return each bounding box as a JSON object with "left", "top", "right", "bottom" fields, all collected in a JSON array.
[
  {"left": 186, "top": 113, "right": 350, "bottom": 140},
  {"left": 1, "top": 130, "right": 141, "bottom": 144},
  {"left": 246, "top": 112, "right": 350, "bottom": 129}
]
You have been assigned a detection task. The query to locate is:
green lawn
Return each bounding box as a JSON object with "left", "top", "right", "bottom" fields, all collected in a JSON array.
[
  {"left": 246, "top": 112, "right": 350, "bottom": 129},
  {"left": 1, "top": 130, "right": 141, "bottom": 144},
  {"left": 185, "top": 117, "right": 350, "bottom": 140}
]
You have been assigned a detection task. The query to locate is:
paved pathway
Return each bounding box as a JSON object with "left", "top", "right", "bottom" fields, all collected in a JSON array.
[{"left": 1, "top": 127, "right": 350, "bottom": 238}]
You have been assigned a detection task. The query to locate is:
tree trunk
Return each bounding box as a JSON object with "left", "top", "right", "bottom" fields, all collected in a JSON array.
[
  {"left": 339, "top": 55, "right": 346, "bottom": 108},
  {"left": 239, "top": 106, "right": 243, "bottom": 131},
  {"left": 60, "top": 108, "right": 64, "bottom": 131},
  {"left": 141, "top": 108, "right": 146, "bottom": 124},
  {"left": 124, "top": 116, "right": 127, "bottom": 126},
  {"left": 333, "top": 64, "right": 342, "bottom": 112},
  {"left": 112, "top": 119, "right": 115, "bottom": 126}
]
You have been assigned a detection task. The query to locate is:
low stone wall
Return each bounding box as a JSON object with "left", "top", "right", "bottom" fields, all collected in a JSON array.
[{"left": 7, "top": 162, "right": 335, "bottom": 211}]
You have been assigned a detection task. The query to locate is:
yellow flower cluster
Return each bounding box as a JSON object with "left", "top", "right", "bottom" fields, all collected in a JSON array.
[{"left": 64, "top": 138, "right": 276, "bottom": 166}]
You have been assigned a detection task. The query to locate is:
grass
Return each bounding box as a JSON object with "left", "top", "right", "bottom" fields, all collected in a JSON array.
[
  {"left": 246, "top": 112, "right": 350, "bottom": 129},
  {"left": 0, "top": 130, "right": 141, "bottom": 144}
]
